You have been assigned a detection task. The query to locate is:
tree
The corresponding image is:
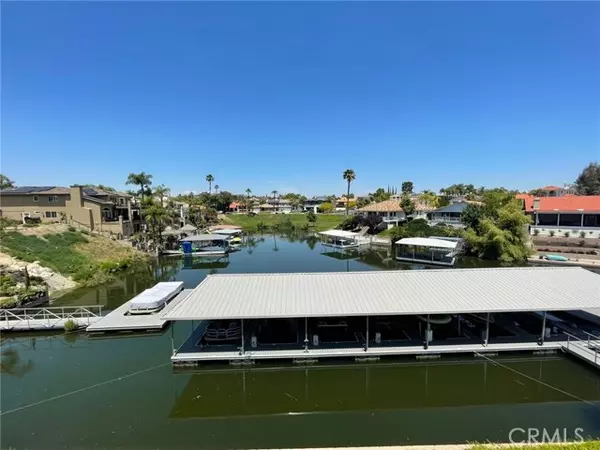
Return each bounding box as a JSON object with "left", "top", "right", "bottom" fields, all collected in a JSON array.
[
  {"left": 144, "top": 202, "right": 170, "bottom": 248},
  {"left": 245, "top": 188, "right": 252, "bottom": 212},
  {"left": 401, "top": 181, "right": 414, "bottom": 195},
  {"left": 460, "top": 203, "right": 486, "bottom": 231},
  {"left": 575, "top": 162, "right": 600, "bottom": 195},
  {"left": 126, "top": 172, "right": 153, "bottom": 202},
  {"left": 342, "top": 169, "right": 356, "bottom": 216},
  {"left": 319, "top": 202, "right": 334, "bottom": 213},
  {"left": 206, "top": 174, "right": 214, "bottom": 194},
  {"left": 306, "top": 210, "right": 317, "bottom": 225},
  {"left": 463, "top": 201, "right": 532, "bottom": 262},
  {"left": 0, "top": 174, "right": 15, "bottom": 190},
  {"left": 400, "top": 195, "right": 415, "bottom": 216},
  {"left": 418, "top": 190, "right": 440, "bottom": 209},
  {"left": 153, "top": 184, "right": 170, "bottom": 207},
  {"left": 369, "top": 188, "right": 390, "bottom": 203},
  {"left": 214, "top": 184, "right": 219, "bottom": 194},
  {"left": 271, "top": 190, "right": 278, "bottom": 199}
]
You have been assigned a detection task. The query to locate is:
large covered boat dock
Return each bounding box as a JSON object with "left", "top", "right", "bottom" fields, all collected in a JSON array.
[{"left": 161, "top": 267, "right": 600, "bottom": 367}]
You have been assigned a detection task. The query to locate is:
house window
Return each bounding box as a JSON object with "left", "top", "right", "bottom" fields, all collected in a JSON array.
[
  {"left": 102, "top": 208, "right": 112, "bottom": 219},
  {"left": 45, "top": 211, "right": 57, "bottom": 218},
  {"left": 119, "top": 198, "right": 125, "bottom": 205},
  {"left": 33, "top": 195, "right": 39, "bottom": 202},
  {"left": 48, "top": 196, "right": 58, "bottom": 202}
]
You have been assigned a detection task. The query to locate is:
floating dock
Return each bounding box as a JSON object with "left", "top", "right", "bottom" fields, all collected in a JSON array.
[{"left": 86, "top": 289, "right": 193, "bottom": 333}]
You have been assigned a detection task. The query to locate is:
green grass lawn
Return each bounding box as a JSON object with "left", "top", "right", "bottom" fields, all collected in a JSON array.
[
  {"left": 222, "top": 213, "right": 346, "bottom": 232},
  {"left": 470, "top": 442, "right": 600, "bottom": 450}
]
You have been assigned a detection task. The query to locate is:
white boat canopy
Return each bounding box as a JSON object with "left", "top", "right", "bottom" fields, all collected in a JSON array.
[
  {"left": 161, "top": 267, "right": 600, "bottom": 321},
  {"left": 129, "top": 281, "right": 184, "bottom": 312},
  {"left": 179, "top": 234, "right": 229, "bottom": 242},
  {"left": 319, "top": 230, "right": 358, "bottom": 238},
  {"left": 395, "top": 237, "right": 458, "bottom": 249},
  {"left": 210, "top": 229, "right": 243, "bottom": 236}
]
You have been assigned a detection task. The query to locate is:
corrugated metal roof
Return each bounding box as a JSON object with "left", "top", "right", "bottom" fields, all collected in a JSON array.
[
  {"left": 161, "top": 267, "right": 600, "bottom": 321},
  {"left": 396, "top": 237, "right": 458, "bottom": 249}
]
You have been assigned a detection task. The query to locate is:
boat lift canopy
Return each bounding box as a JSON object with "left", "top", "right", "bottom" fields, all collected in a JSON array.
[
  {"left": 179, "top": 234, "right": 229, "bottom": 242},
  {"left": 395, "top": 237, "right": 458, "bottom": 249},
  {"left": 319, "top": 230, "right": 359, "bottom": 238}
]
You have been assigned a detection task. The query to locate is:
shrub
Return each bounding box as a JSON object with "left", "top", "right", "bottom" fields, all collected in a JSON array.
[
  {"left": 533, "top": 228, "right": 540, "bottom": 236},
  {"left": 580, "top": 231, "right": 586, "bottom": 239},
  {"left": 579, "top": 239, "right": 586, "bottom": 247},
  {"left": 68, "top": 225, "right": 76, "bottom": 232},
  {"left": 549, "top": 230, "right": 555, "bottom": 237},
  {"left": 564, "top": 231, "right": 570, "bottom": 238},
  {"left": 63, "top": 319, "right": 78, "bottom": 332}
]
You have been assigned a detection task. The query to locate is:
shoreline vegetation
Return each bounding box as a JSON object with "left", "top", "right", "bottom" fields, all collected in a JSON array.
[{"left": 0, "top": 222, "right": 150, "bottom": 306}]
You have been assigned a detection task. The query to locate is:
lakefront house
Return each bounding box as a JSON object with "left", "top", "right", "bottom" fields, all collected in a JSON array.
[{"left": 0, "top": 185, "right": 140, "bottom": 237}]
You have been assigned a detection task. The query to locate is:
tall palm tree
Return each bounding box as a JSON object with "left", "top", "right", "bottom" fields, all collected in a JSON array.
[
  {"left": 126, "top": 172, "right": 153, "bottom": 202},
  {"left": 206, "top": 174, "right": 214, "bottom": 194},
  {"left": 214, "top": 184, "right": 219, "bottom": 194},
  {"left": 245, "top": 188, "right": 252, "bottom": 212},
  {"left": 342, "top": 169, "right": 356, "bottom": 215},
  {"left": 271, "top": 190, "right": 278, "bottom": 199},
  {"left": 153, "top": 184, "right": 170, "bottom": 207}
]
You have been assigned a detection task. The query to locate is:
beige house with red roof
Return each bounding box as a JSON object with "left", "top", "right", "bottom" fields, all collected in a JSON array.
[
  {"left": 358, "top": 199, "right": 405, "bottom": 229},
  {"left": 516, "top": 194, "right": 600, "bottom": 238}
]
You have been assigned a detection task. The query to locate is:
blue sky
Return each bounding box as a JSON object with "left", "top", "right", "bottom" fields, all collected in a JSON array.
[{"left": 2, "top": 2, "right": 599, "bottom": 197}]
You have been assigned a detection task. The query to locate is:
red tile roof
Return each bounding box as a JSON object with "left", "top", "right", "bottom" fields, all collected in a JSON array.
[
  {"left": 516, "top": 194, "right": 600, "bottom": 213},
  {"left": 540, "top": 185, "right": 563, "bottom": 191}
]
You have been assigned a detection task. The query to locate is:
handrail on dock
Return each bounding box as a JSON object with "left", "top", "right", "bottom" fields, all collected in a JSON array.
[
  {"left": 563, "top": 331, "right": 599, "bottom": 366},
  {"left": 1, "top": 305, "right": 103, "bottom": 329}
]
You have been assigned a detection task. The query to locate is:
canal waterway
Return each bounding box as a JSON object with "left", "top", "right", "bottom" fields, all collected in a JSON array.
[{"left": 2, "top": 234, "right": 599, "bottom": 449}]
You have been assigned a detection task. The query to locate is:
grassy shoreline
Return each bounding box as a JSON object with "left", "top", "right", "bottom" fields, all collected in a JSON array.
[
  {"left": 221, "top": 213, "right": 346, "bottom": 232},
  {"left": 0, "top": 228, "right": 150, "bottom": 290}
]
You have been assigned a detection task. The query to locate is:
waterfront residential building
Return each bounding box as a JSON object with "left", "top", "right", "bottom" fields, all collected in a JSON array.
[
  {"left": 516, "top": 194, "right": 600, "bottom": 238},
  {"left": 303, "top": 196, "right": 328, "bottom": 213},
  {"left": 251, "top": 198, "right": 293, "bottom": 214},
  {"left": 0, "top": 185, "right": 139, "bottom": 236},
  {"left": 429, "top": 202, "right": 469, "bottom": 227},
  {"left": 532, "top": 185, "right": 577, "bottom": 197},
  {"left": 358, "top": 199, "right": 405, "bottom": 229}
]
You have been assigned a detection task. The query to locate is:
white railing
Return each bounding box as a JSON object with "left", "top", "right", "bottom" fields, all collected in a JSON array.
[
  {"left": 0, "top": 305, "right": 103, "bottom": 330},
  {"left": 564, "top": 331, "right": 599, "bottom": 365}
]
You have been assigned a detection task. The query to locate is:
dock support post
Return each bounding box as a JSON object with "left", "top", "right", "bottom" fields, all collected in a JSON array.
[
  {"left": 171, "top": 322, "right": 175, "bottom": 355},
  {"left": 304, "top": 317, "right": 308, "bottom": 352},
  {"left": 540, "top": 311, "right": 547, "bottom": 345},
  {"left": 424, "top": 315, "right": 431, "bottom": 349},
  {"left": 241, "top": 319, "right": 245, "bottom": 355},
  {"left": 365, "top": 316, "right": 369, "bottom": 351},
  {"left": 484, "top": 313, "right": 490, "bottom": 347},
  {"left": 457, "top": 315, "right": 461, "bottom": 337}
]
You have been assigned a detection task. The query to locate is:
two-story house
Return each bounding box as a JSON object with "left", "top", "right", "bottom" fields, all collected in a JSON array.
[{"left": 0, "top": 185, "right": 139, "bottom": 237}]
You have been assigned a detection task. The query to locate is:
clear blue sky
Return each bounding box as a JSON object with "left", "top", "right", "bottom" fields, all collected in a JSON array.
[{"left": 2, "top": 2, "right": 599, "bottom": 197}]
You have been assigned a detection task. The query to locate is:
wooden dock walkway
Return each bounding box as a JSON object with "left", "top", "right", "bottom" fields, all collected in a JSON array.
[
  {"left": 86, "top": 289, "right": 192, "bottom": 333},
  {"left": 0, "top": 306, "right": 103, "bottom": 331}
]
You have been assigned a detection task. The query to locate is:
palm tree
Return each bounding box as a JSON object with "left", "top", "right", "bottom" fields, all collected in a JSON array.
[
  {"left": 342, "top": 169, "right": 356, "bottom": 215},
  {"left": 153, "top": 184, "right": 170, "bottom": 207},
  {"left": 271, "top": 190, "right": 278, "bottom": 199},
  {"left": 206, "top": 174, "right": 214, "bottom": 194},
  {"left": 214, "top": 184, "right": 219, "bottom": 194},
  {"left": 126, "top": 172, "right": 153, "bottom": 202},
  {"left": 245, "top": 188, "right": 252, "bottom": 212}
]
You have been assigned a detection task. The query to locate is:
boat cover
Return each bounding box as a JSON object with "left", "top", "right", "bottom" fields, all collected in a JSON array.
[{"left": 129, "top": 281, "right": 184, "bottom": 311}]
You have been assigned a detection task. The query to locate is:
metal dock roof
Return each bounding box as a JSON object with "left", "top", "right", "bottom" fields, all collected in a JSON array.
[{"left": 161, "top": 267, "right": 600, "bottom": 321}]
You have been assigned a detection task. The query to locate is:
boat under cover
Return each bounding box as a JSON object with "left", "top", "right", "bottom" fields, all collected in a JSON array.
[{"left": 129, "top": 281, "right": 184, "bottom": 314}]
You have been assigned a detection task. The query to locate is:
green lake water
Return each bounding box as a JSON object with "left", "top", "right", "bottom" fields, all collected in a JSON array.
[{"left": 2, "top": 234, "right": 600, "bottom": 449}]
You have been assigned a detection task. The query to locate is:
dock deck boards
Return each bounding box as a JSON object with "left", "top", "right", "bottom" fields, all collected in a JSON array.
[
  {"left": 172, "top": 340, "right": 564, "bottom": 363},
  {"left": 1, "top": 316, "right": 102, "bottom": 331},
  {"left": 87, "top": 289, "right": 192, "bottom": 332}
]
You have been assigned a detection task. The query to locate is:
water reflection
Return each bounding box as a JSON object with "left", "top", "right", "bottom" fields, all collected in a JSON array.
[{"left": 170, "top": 357, "right": 600, "bottom": 419}]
